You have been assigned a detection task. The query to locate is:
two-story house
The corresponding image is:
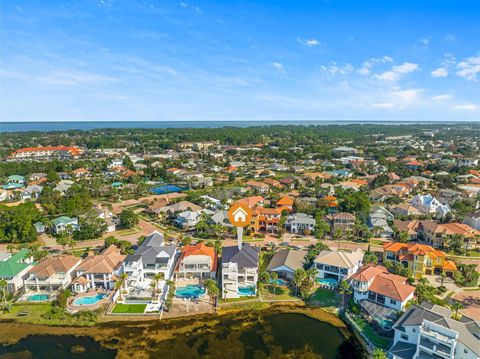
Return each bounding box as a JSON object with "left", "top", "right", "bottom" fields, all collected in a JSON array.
[
  {"left": 51, "top": 216, "right": 79, "bottom": 234},
  {"left": 410, "top": 194, "right": 451, "bottom": 218},
  {"left": 0, "top": 249, "right": 34, "bottom": 293},
  {"left": 24, "top": 256, "right": 81, "bottom": 292},
  {"left": 285, "top": 213, "right": 315, "bottom": 234},
  {"left": 221, "top": 244, "right": 260, "bottom": 299},
  {"left": 312, "top": 249, "right": 364, "bottom": 282},
  {"left": 383, "top": 242, "right": 457, "bottom": 279},
  {"left": 123, "top": 231, "right": 177, "bottom": 300},
  {"left": 175, "top": 243, "right": 217, "bottom": 280},
  {"left": 389, "top": 302, "right": 480, "bottom": 359},
  {"left": 71, "top": 245, "right": 125, "bottom": 293},
  {"left": 251, "top": 207, "right": 281, "bottom": 233},
  {"left": 331, "top": 212, "right": 356, "bottom": 232},
  {"left": 350, "top": 265, "right": 415, "bottom": 311}
]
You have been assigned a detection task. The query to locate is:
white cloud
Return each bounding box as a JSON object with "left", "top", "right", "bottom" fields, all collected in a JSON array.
[
  {"left": 38, "top": 71, "right": 118, "bottom": 86},
  {"left": 375, "top": 71, "right": 399, "bottom": 81},
  {"left": 431, "top": 94, "right": 452, "bottom": 101},
  {"left": 319, "top": 63, "right": 353, "bottom": 75},
  {"left": 392, "top": 62, "right": 419, "bottom": 74},
  {"left": 272, "top": 62, "right": 285, "bottom": 73},
  {"left": 374, "top": 62, "right": 418, "bottom": 81},
  {"left": 298, "top": 38, "right": 321, "bottom": 47},
  {"left": 456, "top": 55, "right": 480, "bottom": 81},
  {"left": 357, "top": 56, "right": 393, "bottom": 76},
  {"left": 180, "top": 2, "right": 187, "bottom": 8},
  {"left": 391, "top": 88, "right": 423, "bottom": 104},
  {"left": 431, "top": 67, "right": 448, "bottom": 78},
  {"left": 454, "top": 104, "right": 477, "bottom": 111},
  {"left": 419, "top": 38, "right": 430, "bottom": 45}
]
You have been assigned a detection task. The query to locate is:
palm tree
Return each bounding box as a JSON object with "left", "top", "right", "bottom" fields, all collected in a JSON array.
[
  {"left": 150, "top": 281, "right": 157, "bottom": 300},
  {"left": 115, "top": 273, "right": 128, "bottom": 301},
  {"left": 451, "top": 301, "right": 464, "bottom": 320},
  {"left": 204, "top": 279, "right": 220, "bottom": 306},
  {"left": 270, "top": 272, "right": 278, "bottom": 298},
  {"left": 153, "top": 273, "right": 163, "bottom": 296},
  {"left": 372, "top": 348, "right": 388, "bottom": 359},
  {"left": 440, "top": 272, "right": 447, "bottom": 287},
  {"left": 293, "top": 268, "right": 307, "bottom": 296},
  {"left": 338, "top": 279, "right": 351, "bottom": 312},
  {"left": 6, "top": 244, "right": 15, "bottom": 253}
]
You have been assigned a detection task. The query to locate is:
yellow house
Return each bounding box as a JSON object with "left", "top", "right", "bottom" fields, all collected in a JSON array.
[{"left": 383, "top": 242, "right": 457, "bottom": 279}]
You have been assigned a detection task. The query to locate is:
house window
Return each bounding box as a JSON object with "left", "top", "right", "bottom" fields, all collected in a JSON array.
[
  {"left": 464, "top": 349, "right": 468, "bottom": 354},
  {"left": 412, "top": 328, "right": 416, "bottom": 332},
  {"left": 390, "top": 299, "right": 397, "bottom": 305},
  {"left": 401, "top": 333, "right": 408, "bottom": 340}
]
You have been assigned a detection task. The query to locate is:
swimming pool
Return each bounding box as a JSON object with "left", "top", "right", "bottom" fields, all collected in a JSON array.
[
  {"left": 380, "top": 319, "right": 395, "bottom": 331},
  {"left": 271, "top": 278, "right": 288, "bottom": 286},
  {"left": 27, "top": 294, "right": 49, "bottom": 301},
  {"left": 150, "top": 185, "right": 186, "bottom": 194},
  {"left": 175, "top": 285, "right": 206, "bottom": 298},
  {"left": 73, "top": 293, "right": 107, "bottom": 306},
  {"left": 238, "top": 286, "right": 256, "bottom": 296},
  {"left": 316, "top": 278, "right": 338, "bottom": 286}
]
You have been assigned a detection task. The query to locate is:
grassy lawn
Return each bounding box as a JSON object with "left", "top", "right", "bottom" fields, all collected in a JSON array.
[
  {"left": 259, "top": 283, "right": 297, "bottom": 300},
  {"left": 112, "top": 304, "right": 146, "bottom": 314},
  {"left": 309, "top": 287, "right": 339, "bottom": 307},
  {"left": 352, "top": 315, "right": 391, "bottom": 350},
  {"left": 1, "top": 303, "right": 98, "bottom": 326},
  {"left": 220, "top": 296, "right": 258, "bottom": 303},
  {"left": 115, "top": 227, "right": 140, "bottom": 236},
  {"left": 73, "top": 248, "right": 88, "bottom": 257},
  {"left": 370, "top": 239, "right": 385, "bottom": 246}
]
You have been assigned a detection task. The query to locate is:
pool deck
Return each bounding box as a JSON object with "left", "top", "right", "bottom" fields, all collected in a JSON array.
[
  {"left": 17, "top": 290, "right": 55, "bottom": 303},
  {"left": 68, "top": 289, "right": 112, "bottom": 312}
]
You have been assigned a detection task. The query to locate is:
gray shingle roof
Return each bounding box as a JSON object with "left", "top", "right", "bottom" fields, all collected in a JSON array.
[{"left": 221, "top": 244, "right": 260, "bottom": 269}]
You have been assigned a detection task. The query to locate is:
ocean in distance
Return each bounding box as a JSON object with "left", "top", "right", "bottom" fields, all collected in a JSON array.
[{"left": 0, "top": 120, "right": 472, "bottom": 133}]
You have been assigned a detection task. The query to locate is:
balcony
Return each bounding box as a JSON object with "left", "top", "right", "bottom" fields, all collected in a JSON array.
[
  {"left": 419, "top": 337, "right": 452, "bottom": 358},
  {"left": 419, "top": 325, "right": 455, "bottom": 346}
]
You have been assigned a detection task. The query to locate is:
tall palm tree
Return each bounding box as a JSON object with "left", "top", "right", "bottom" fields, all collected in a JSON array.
[
  {"left": 338, "top": 279, "right": 351, "bottom": 312},
  {"left": 153, "top": 273, "right": 164, "bottom": 296},
  {"left": 293, "top": 268, "right": 307, "bottom": 296},
  {"left": 115, "top": 273, "right": 128, "bottom": 301},
  {"left": 204, "top": 279, "right": 220, "bottom": 306},
  {"left": 451, "top": 301, "right": 464, "bottom": 319},
  {"left": 270, "top": 272, "right": 278, "bottom": 298}
]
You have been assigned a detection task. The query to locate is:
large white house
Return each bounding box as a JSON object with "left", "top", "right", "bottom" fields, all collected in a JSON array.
[
  {"left": 350, "top": 265, "right": 415, "bottom": 311},
  {"left": 312, "top": 249, "right": 364, "bottom": 282},
  {"left": 221, "top": 244, "right": 260, "bottom": 299},
  {"left": 122, "top": 231, "right": 177, "bottom": 302},
  {"left": 410, "top": 194, "right": 451, "bottom": 218},
  {"left": 24, "top": 256, "right": 81, "bottom": 292},
  {"left": 389, "top": 302, "right": 480, "bottom": 359}
]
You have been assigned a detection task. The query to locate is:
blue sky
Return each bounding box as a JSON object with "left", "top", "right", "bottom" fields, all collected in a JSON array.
[{"left": 1, "top": 0, "right": 479, "bottom": 122}]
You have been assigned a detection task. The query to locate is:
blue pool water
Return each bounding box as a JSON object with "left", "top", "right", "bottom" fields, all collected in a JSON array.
[
  {"left": 271, "top": 279, "right": 288, "bottom": 286},
  {"left": 150, "top": 185, "right": 186, "bottom": 194},
  {"left": 380, "top": 319, "right": 394, "bottom": 330},
  {"left": 316, "top": 278, "right": 338, "bottom": 286},
  {"left": 73, "top": 293, "right": 107, "bottom": 306},
  {"left": 175, "top": 285, "right": 205, "bottom": 298},
  {"left": 238, "top": 286, "right": 256, "bottom": 296},
  {"left": 27, "top": 294, "right": 49, "bottom": 301}
]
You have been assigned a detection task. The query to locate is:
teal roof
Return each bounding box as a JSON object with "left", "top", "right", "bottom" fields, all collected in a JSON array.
[
  {"left": 2, "top": 183, "right": 24, "bottom": 190},
  {"left": 7, "top": 175, "right": 25, "bottom": 182},
  {"left": 0, "top": 249, "right": 32, "bottom": 277},
  {"left": 111, "top": 182, "right": 123, "bottom": 187},
  {"left": 52, "top": 216, "right": 77, "bottom": 226}
]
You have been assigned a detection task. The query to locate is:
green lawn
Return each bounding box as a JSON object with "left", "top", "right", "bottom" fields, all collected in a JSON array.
[
  {"left": 352, "top": 315, "right": 392, "bottom": 349},
  {"left": 309, "top": 288, "right": 339, "bottom": 307},
  {"left": 259, "top": 283, "right": 297, "bottom": 300},
  {"left": 112, "top": 304, "right": 146, "bottom": 314}
]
